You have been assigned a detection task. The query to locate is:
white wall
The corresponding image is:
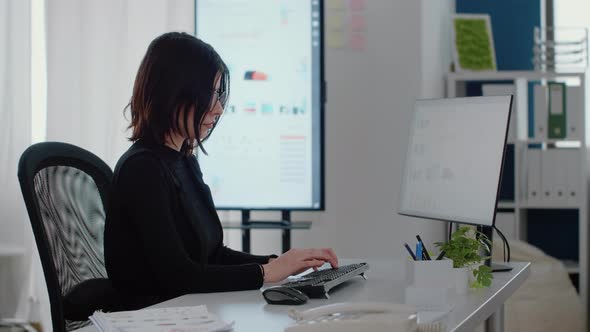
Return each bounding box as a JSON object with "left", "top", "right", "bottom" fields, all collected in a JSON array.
[
  {"left": 46, "top": 0, "right": 196, "bottom": 168},
  {"left": 420, "top": 0, "right": 454, "bottom": 99},
  {"left": 229, "top": 0, "right": 455, "bottom": 259}
]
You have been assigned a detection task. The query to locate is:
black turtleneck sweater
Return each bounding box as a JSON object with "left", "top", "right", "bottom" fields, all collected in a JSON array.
[{"left": 104, "top": 140, "right": 272, "bottom": 299}]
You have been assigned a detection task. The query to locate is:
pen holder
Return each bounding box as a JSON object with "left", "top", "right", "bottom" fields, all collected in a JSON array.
[
  {"left": 405, "top": 259, "right": 454, "bottom": 289},
  {"left": 404, "top": 259, "right": 455, "bottom": 310}
]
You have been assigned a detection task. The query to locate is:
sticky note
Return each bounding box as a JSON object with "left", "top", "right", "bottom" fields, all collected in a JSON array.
[
  {"left": 327, "top": 13, "right": 346, "bottom": 30},
  {"left": 350, "top": 14, "right": 366, "bottom": 32},
  {"left": 327, "top": 32, "right": 346, "bottom": 49},
  {"left": 349, "top": 0, "right": 366, "bottom": 11},
  {"left": 349, "top": 32, "right": 366, "bottom": 51},
  {"left": 327, "top": 0, "right": 345, "bottom": 10}
]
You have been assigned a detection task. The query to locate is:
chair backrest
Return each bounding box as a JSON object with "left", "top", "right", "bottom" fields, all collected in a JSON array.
[{"left": 18, "top": 142, "right": 113, "bottom": 332}]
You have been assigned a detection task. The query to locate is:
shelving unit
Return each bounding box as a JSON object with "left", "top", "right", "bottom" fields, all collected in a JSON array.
[
  {"left": 447, "top": 70, "right": 589, "bottom": 317},
  {"left": 497, "top": 202, "right": 516, "bottom": 209}
]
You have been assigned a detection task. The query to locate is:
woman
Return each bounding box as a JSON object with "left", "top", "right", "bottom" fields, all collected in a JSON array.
[{"left": 104, "top": 32, "right": 337, "bottom": 299}]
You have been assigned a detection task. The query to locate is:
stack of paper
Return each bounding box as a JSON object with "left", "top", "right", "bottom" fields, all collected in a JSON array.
[{"left": 89, "top": 305, "right": 233, "bottom": 332}]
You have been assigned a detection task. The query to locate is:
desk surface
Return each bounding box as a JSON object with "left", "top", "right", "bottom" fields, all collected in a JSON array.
[{"left": 76, "top": 259, "right": 529, "bottom": 332}]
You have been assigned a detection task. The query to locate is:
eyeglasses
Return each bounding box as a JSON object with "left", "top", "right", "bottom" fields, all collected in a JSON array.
[{"left": 214, "top": 89, "right": 228, "bottom": 109}]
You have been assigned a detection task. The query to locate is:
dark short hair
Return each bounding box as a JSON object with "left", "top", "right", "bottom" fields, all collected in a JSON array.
[{"left": 126, "top": 32, "right": 229, "bottom": 154}]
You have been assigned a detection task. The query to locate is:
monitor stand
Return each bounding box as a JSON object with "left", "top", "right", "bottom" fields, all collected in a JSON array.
[
  {"left": 478, "top": 225, "right": 513, "bottom": 273},
  {"left": 492, "top": 262, "right": 513, "bottom": 272}
]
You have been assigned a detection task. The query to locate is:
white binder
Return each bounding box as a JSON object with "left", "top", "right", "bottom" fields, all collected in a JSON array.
[
  {"left": 565, "top": 149, "right": 581, "bottom": 205},
  {"left": 534, "top": 84, "right": 548, "bottom": 141},
  {"left": 540, "top": 149, "right": 553, "bottom": 204},
  {"left": 527, "top": 148, "right": 542, "bottom": 204},
  {"left": 553, "top": 149, "right": 568, "bottom": 204},
  {"left": 566, "top": 86, "right": 582, "bottom": 141},
  {"left": 541, "top": 149, "right": 568, "bottom": 205}
]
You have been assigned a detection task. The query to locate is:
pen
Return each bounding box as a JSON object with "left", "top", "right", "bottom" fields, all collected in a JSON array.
[
  {"left": 435, "top": 251, "right": 446, "bottom": 260},
  {"left": 404, "top": 243, "right": 417, "bottom": 260},
  {"left": 416, "top": 235, "right": 431, "bottom": 260},
  {"left": 415, "top": 242, "right": 423, "bottom": 261}
]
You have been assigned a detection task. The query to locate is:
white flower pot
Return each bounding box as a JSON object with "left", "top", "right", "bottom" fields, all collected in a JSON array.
[{"left": 453, "top": 267, "right": 470, "bottom": 294}]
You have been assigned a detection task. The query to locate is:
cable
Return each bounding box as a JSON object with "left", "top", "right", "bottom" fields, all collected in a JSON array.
[
  {"left": 497, "top": 226, "right": 510, "bottom": 262},
  {"left": 504, "top": 234, "right": 507, "bottom": 262},
  {"left": 493, "top": 225, "right": 511, "bottom": 262},
  {"left": 448, "top": 222, "right": 453, "bottom": 242}
]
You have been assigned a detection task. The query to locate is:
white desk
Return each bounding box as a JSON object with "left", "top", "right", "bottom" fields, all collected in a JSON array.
[{"left": 75, "top": 259, "right": 529, "bottom": 332}]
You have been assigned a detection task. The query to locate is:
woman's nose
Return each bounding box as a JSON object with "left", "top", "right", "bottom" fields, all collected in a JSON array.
[{"left": 213, "top": 105, "right": 224, "bottom": 116}]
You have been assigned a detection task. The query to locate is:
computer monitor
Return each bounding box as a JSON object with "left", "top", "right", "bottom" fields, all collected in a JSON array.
[
  {"left": 398, "top": 96, "right": 513, "bottom": 227},
  {"left": 195, "top": 0, "right": 325, "bottom": 210}
]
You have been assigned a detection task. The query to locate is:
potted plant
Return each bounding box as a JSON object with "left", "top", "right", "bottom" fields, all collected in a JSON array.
[{"left": 435, "top": 226, "right": 493, "bottom": 292}]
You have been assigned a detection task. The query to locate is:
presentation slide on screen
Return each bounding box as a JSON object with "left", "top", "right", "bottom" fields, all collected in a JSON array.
[
  {"left": 196, "top": 0, "right": 322, "bottom": 209},
  {"left": 399, "top": 99, "right": 509, "bottom": 226}
]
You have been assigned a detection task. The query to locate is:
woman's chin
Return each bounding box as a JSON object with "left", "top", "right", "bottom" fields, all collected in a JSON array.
[{"left": 199, "top": 127, "right": 212, "bottom": 139}]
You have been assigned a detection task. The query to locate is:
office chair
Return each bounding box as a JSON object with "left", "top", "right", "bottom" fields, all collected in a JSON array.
[{"left": 17, "top": 142, "right": 157, "bottom": 332}]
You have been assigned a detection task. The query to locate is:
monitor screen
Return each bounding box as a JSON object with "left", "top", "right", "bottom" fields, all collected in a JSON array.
[
  {"left": 195, "top": 0, "right": 324, "bottom": 210},
  {"left": 398, "top": 96, "right": 512, "bottom": 226}
]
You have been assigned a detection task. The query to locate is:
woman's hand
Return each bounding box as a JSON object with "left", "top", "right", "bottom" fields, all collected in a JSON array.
[{"left": 262, "top": 248, "right": 338, "bottom": 283}]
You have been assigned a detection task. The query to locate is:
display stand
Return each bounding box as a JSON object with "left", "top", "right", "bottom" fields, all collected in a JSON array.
[{"left": 220, "top": 210, "right": 311, "bottom": 253}]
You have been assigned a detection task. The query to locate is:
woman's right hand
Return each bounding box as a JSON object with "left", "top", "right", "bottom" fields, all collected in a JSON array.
[{"left": 262, "top": 248, "right": 338, "bottom": 283}]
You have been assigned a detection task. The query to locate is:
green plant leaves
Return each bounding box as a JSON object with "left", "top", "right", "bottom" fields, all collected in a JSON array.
[
  {"left": 435, "top": 226, "right": 493, "bottom": 288},
  {"left": 472, "top": 265, "right": 493, "bottom": 288}
]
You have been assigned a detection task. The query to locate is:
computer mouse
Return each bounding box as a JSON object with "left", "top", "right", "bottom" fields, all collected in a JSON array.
[{"left": 262, "top": 286, "right": 309, "bottom": 305}]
